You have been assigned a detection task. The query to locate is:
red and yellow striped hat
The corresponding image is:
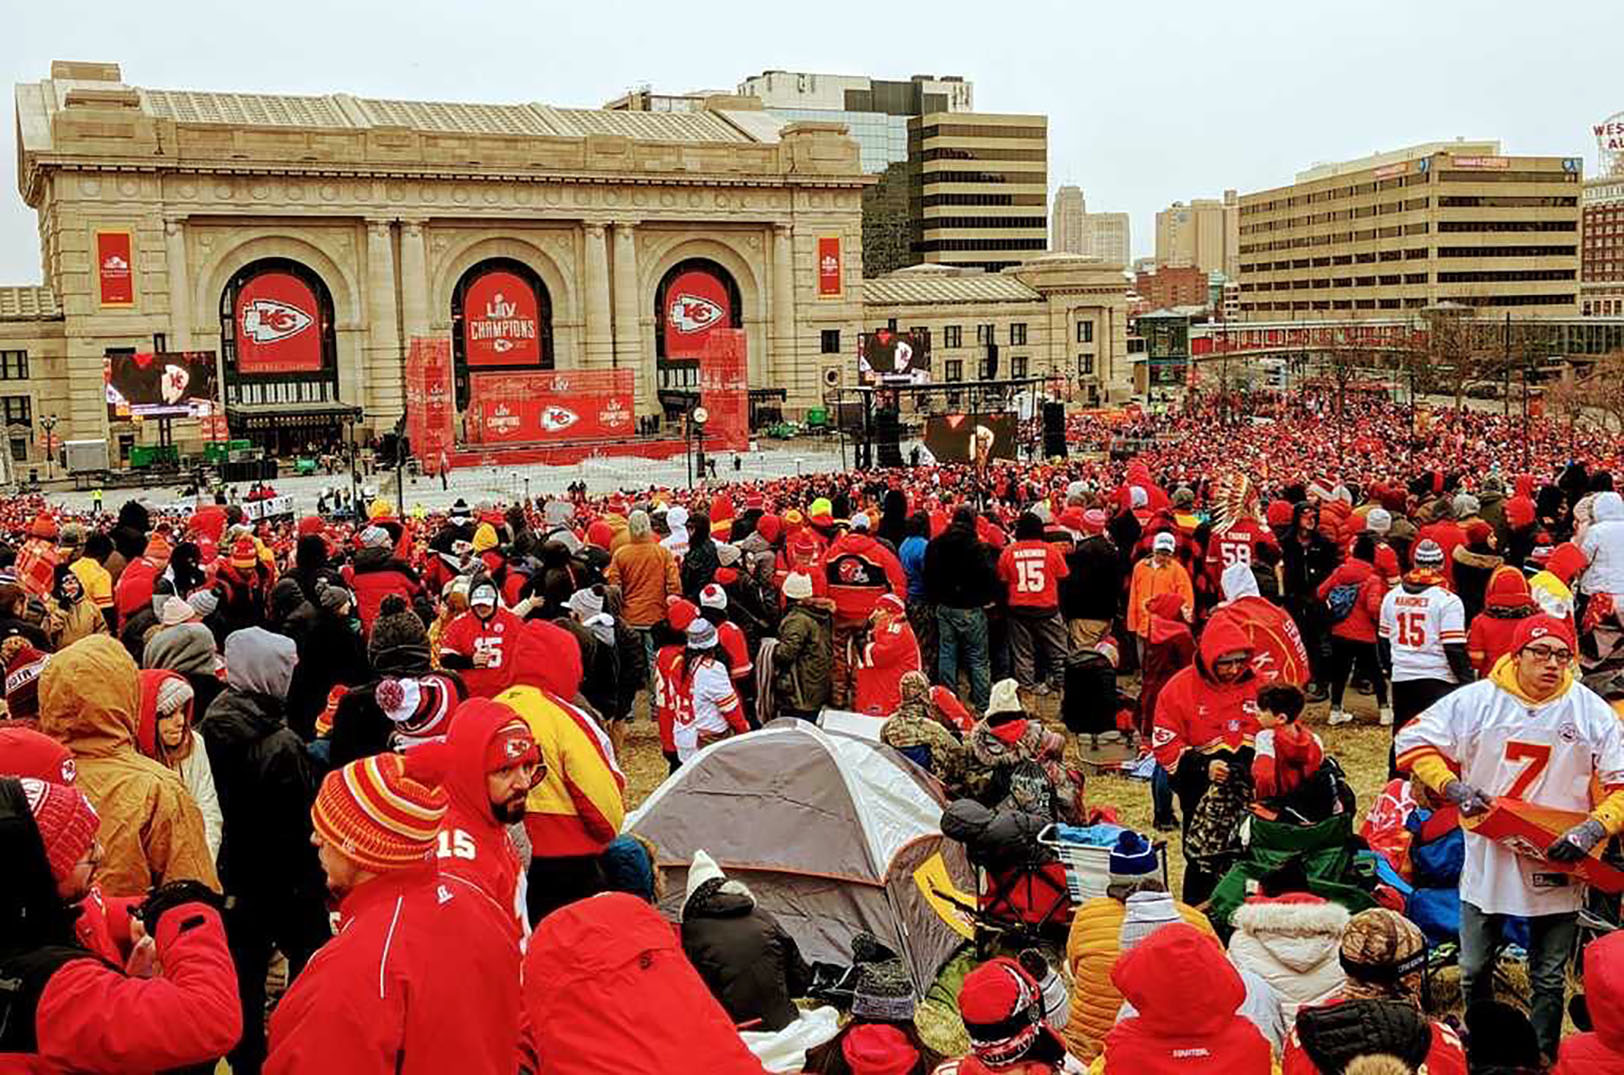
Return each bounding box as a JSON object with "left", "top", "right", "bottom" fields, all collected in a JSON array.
[{"left": 312, "top": 752, "right": 447, "bottom": 872}]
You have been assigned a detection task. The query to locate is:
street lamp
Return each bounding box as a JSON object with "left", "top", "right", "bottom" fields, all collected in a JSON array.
[
  {"left": 40, "top": 414, "right": 57, "bottom": 482},
  {"left": 689, "top": 406, "right": 709, "bottom": 488}
]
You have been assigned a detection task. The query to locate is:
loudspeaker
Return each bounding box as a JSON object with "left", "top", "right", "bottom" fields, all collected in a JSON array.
[
  {"left": 874, "top": 406, "right": 903, "bottom": 469},
  {"left": 1042, "top": 401, "right": 1068, "bottom": 459}
]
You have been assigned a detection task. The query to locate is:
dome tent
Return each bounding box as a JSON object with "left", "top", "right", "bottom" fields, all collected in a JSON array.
[{"left": 625, "top": 718, "right": 973, "bottom": 990}]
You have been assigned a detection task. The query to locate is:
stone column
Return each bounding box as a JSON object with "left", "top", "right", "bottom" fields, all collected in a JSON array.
[
  {"left": 582, "top": 221, "right": 613, "bottom": 368},
  {"left": 398, "top": 218, "right": 430, "bottom": 343},
  {"left": 163, "top": 215, "right": 191, "bottom": 351},
  {"left": 610, "top": 220, "right": 646, "bottom": 409},
  {"left": 771, "top": 222, "right": 797, "bottom": 389},
  {"left": 364, "top": 218, "right": 401, "bottom": 419}
]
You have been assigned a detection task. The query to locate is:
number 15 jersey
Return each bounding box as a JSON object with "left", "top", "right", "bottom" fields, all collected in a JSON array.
[{"left": 1379, "top": 583, "right": 1465, "bottom": 683}]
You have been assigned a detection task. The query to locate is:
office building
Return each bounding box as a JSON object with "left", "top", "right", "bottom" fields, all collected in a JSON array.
[
  {"left": 908, "top": 112, "right": 1048, "bottom": 274},
  {"left": 1133, "top": 266, "right": 1209, "bottom": 313},
  {"left": 1155, "top": 192, "right": 1237, "bottom": 276},
  {"left": 1051, "top": 186, "right": 1129, "bottom": 266},
  {"left": 1582, "top": 178, "right": 1624, "bottom": 316},
  {"left": 1084, "top": 212, "right": 1131, "bottom": 267},
  {"left": 1052, "top": 185, "right": 1085, "bottom": 253},
  {"left": 1236, "top": 140, "right": 1583, "bottom": 320}
]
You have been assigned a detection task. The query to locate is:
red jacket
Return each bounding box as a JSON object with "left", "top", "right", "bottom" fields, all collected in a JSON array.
[
  {"left": 1316, "top": 558, "right": 1382, "bottom": 644},
  {"left": 1555, "top": 930, "right": 1624, "bottom": 1074},
  {"left": 1207, "top": 596, "right": 1311, "bottom": 687},
  {"left": 821, "top": 532, "right": 906, "bottom": 626},
  {"left": 1100, "top": 923, "right": 1272, "bottom": 1073},
  {"left": 522, "top": 893, "right": 766, "bottom": 1075},
  {"left": 7, "top": 903, "right": 240, "bottom": 1075},
  {"left": 342, "top": 552, "right": 426, "bottom": 634},
  {"left": 266, "top": 865, "right": 521, "bottom": 1075},
  {"left": 852, "top": 602, "right": 921, "bottom": 716},
  {"left": 113, "top": 556, "right": 160, "bottom": 626},
  {"left": 1151, "top": 616, "right": 1261, "bottom": 772}
]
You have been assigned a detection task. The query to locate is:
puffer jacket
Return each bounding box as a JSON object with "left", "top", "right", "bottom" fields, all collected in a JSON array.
[
  {"left": 1554, "top": 928, "right": 1624, "bottom": 1074},
  {"left": 1226, "top": 896, "right": 1349, "bottom": 1022},
  {"left": 773, "top": 598, "right": 834, "bottom": 713},
  {"left": 1581, "top": 490, "right": 1624, "bottom": 597},
  {"left": 1062, "top": 890, "right": 1214, "bottom": 1063},
  {"left": 681, "top": 875, "right": 810, "bottom": 1033},
  {"left": 200, "top": 629, "right": 323, "bottom": 902},
  {"left": 1284, "top": 997, "right": 1465, "bottom": 1075},
  {"left": 36, "top": 636, "right": 218, "bottom": 897}
]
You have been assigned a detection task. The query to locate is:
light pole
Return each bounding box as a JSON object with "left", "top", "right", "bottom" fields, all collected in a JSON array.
[
  {"left": 40, "top": 414, "right": 57, "bottom": 482},
  {"left": 689, "top": 406, "right": 708, "bottom": 488}
]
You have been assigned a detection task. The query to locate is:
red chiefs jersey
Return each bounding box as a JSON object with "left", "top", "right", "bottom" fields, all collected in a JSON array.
[
  {"left": 716, "top": 620, "right": 752, "bottom": 679},
  {"left": 653, "top": 644, "right": 691, "bottom": 755},
  {"left": 996, "top": 539, "right": 1069, "bottom": 610},
  {"left": 440, "top": 608, "right": 528, "bottom": 699},
  {"left": 1205, "top": 518, "right": 1277, "bottom": 594}
]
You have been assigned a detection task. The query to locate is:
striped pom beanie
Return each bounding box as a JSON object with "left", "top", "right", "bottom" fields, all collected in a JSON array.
[{"left": 312, "top": 752, "right": 447, "bottom": 873}]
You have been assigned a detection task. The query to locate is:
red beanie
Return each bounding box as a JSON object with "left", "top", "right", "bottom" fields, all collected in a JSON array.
[
  {"left": 0, "top": 725, "right": 77, "bottom": 785},
  {"left": 21, "top": 777, "right": 99, "bottom": 884},
  {"left": 1485, "top": 566, "right": 1532, "bottom": 610},
  {"left": 5, "top": 643, "right": 51, "bottom": 722},
  {"left": 1374, "top": 544, "right": 1401, "bottom": 580},
  {"left": 1465, "top": 520, "right": 1494, "bottom": 546},
  {"left": 1266, "top": 500, "right": 1294, "bottom": 528},
  {"left": 1508, "top": 614, "right": 1576, "bottom": 657},
  {"left": 296, "top": 515, "right": 326, "bottom": 538},
  {"left": 1506, "top": 497, "right": 1536, "bottom": 530},
  {"left": 230, "top": 537, "right": 257, "bottom": 570},
  {"left": 841, "top": 1024, "right": 919, "bottom": 1075},
  {"left": 1547, "top": 542, "right": 1588, "bottom": 585},
  {"left": 312, "top": 752, "right": 447, "bottom": 873},
  {"left": 586, "top": 520, "right": 614, "bottom": 550},
  {"left": 667, "top": 598, "right": 699, "bottom": 633},
  {"left": 958, "top": 957, "right": 1046, "bottom": 1065},
  {"left": 28, "top": 514, "right": 58, "bottom": 541},
  {"left": 755, "top": 514, "right": 782, "bottom": 544}
]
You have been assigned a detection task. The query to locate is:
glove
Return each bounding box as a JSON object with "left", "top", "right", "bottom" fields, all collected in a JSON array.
[
  {"left": 1443, "top": 780, "right": 1494, "bottom": 818},
  {"left": 1547, "top": 818, "right": 1607, "bottom": 864},
  {"left": 135, "top": 880, "right": 226, "bottom": 932}
]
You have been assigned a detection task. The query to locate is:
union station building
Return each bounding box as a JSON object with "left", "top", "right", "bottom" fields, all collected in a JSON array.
[{"left": 4, "top": 61, "right": 1131, "bottom": 465}]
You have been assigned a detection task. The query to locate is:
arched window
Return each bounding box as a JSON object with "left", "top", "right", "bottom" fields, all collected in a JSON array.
[
  {"left": 219, "top": 258, "right": 340, "bottom": 407},
  {"left": 451, "top": 258, "right": 553, "bottom": 411},
  {"left": 654, "top": 258, "right": 742, "bottom": 390}
]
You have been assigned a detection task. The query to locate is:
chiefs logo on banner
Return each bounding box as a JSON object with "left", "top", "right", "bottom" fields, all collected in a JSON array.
[
  {"left": 236, "top": 272, "right": 323, "bottom": 374},
  {"left": 96, "top": 231, "right": 134, "bottom": 307},
  {"left": 466, "top": 370, "right": 634, "bottom": 444},
  {"left": 462, "top": 270, "right": 544, "bottom": 367},
  {"left": 700, "top": 330, "right": 749, "bottom": 453},
  {"left": 817, "top": 236, "right": 842, "bottom": 297},
  {"left": 662, "top": 269, "right": 732, "bottom": 359}
]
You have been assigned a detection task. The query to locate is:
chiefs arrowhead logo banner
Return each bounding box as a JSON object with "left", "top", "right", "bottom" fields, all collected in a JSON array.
[
  {"left": 96, "top": 231, "right": 134, "bottom": 307},
  {"left": 236, "top": 272, "right": 323, "bottom": 374},
  {"left": 462, "top": 269, "right": 544, "bottom": 367},
  {"left": 661, "top": 268, "right": 733, "bottom": 359},
  {"left": 466, "top": 370, "right": 634, "bottom": 445},
  {"left": 817, "top": 236, "right": 842, "bottom": 297}
]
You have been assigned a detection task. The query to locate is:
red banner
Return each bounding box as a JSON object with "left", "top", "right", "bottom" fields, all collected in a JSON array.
[
  {"left": 96, "top": 231, "right": 133, "bottom": 307},
  {"left": 817, "top": 236, "right": 842, "bottom": 297},
  {"left": 466, "top": 369, "right": 634, "bottom": 445},
  {"left": 662, "top": 268, "right": 733, "bottom": 360},
  {"left": 405, "top": 337, "right": 455, "bottom": 473},
  {"left": 236, "top": 272, "right": 323, "bottom": 373},
  {"left": 700, "top": 329, "right": 749, "bottom": 452},
  {"left": 462, "top": 270, "right": 544, "bottom": 367}
]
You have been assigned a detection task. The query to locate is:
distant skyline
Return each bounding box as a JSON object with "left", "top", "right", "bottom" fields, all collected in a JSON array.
[{"left": 4, "top": 0, "right": 1621, "bottom": 283}]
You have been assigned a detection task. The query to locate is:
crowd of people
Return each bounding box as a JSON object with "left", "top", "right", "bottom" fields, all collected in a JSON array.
[{"left": 0, "top": 395, "right": 1622, "bottom": 1073}]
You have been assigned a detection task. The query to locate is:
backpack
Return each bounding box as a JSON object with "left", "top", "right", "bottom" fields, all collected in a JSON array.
[{"left": 1326, "top": 583, "right": 1361, "bottom": 624}]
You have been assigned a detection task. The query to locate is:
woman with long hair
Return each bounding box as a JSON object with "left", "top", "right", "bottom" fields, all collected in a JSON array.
[{"left": 672, "top": 618, "right": 747, "bottom": 764}]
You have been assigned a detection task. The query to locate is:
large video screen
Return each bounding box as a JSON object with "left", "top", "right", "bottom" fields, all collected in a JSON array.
[
  {"left": 105, "top": 351, "right": 219, "bottom": 420},
  {"left": 859, "top": 328, "right": 931, "bottom": 385},
  {"left": 923, "top": 412, "right": 1018, "bottom": 467}
]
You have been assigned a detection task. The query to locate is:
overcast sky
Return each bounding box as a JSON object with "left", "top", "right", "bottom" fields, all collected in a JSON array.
[{"left": 4, "top": 0, "right": 1621, "bottom": 284}]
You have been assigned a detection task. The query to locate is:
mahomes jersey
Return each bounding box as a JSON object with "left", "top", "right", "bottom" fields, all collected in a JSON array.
[{"left": 1379, "top": 584, "right": 1465, "bottom": 683}]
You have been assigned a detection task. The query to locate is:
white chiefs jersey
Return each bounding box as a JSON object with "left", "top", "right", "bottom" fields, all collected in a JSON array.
[
  {"left": 1395, "top": 677, "right": 1624, "bottom": 915},
  {"left": 1379, "top": 584, "right": 1465, "bottom": 682}
]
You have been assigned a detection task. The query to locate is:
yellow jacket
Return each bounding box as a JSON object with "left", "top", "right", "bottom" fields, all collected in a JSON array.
[
  {"left": 497, "top": 685, "right": 626, "bottom": 857},
  {"left": 1062, "top": 893, "right": 1214, "bottom": 1063},
  {"left": 1127, "top": 559, "right": 1193, "bottom": 638}
]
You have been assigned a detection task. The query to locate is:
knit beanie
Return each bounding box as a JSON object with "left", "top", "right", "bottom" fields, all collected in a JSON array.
[
  {"left": 1118, "top": 890, "right": 1182, "bottom": 952},
  {"left": 4, "top": 642, "right": 51, "bottom": 721},
  {"left": 368, "top": 595, "right": 429, "bottom": 664},
  {"left": 698, "top": 583, "right": 728, "bottom": 610},
  {"left": 374, "top": 675, "right": 458, "bottom": 743},
  {"left": 318, "top": 584, "right": 353, "bottom": 614},
  {"left": 1339, "top": 908, "right": 1426, "bottom": 1000},
  {"left": 599, "top": 834, "right": 657, "bottom": 903},
  {"left": 782, "top": 572, "right": 814, "bottom": 600},
  {"left": 850, "top": 957, "right": 917, "bottom": 1022},
  {"left": 756, "top": 514, "right": 782, "bottom": 543},
  {"left": 20, "top": 776, "right": 99, "bottom": 884},
  {"left": 1411, "top": 539, "right": 1444, "bottom": 569},
  {"left": 472, "top": 523, "right": 499, "bottom": 553},
  {"left": 187, "top": 588, "right": 220, "bottom": 619},
  {"left": 841, "top": 1025, "right": 919, "bottom": 1075},
  {"left": 29, "top": 514, "right": 58, "bottom": 541},
  {"left": 1107, "top": 830, "right": 1159, "bottom": 886},
  {"left": 666, "top": 598, "right": 699, "bottom": 633},
  {"left": 0, "top": 725, "right": 77, "bottom": 785},
  {"left": 568, "top": 587, "right": 605, "bottom": 620},
  {"left": 153, "top": 675, "right": 195, "bottom": 718},
  {"left": 958, "top": 957, "right": 1048, "bottom": 1066},
  {"left": 686, "top": 618, "right": 718, "bottom": 650},
  {"left": 684, "top": 849, "right": 726, "bottom": 906},
  {"left": 1365, "top": 507, "right": 1392, "bottom": 535},
  {"left": 229, "top": 537, "right": 257, "bottom": 570},
  {"left": 360, "top": 525, "right": 391, "bottom": 550},
  {"left": 312, "top": 752, "right": 447, "bottom": 873}
]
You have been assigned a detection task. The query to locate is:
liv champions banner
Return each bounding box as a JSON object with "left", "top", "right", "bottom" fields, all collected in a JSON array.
[{"left": 465, "top": 369, "right": 634, "bottom": 445}]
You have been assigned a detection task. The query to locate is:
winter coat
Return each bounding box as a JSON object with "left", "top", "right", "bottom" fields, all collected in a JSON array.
[
  {"left": 924, "top": 523, "right": 996, "bottom": 609},
  {"left": 899, "top": 534, "right": 929, "bottom": 602},
  {"left": 1315, "top": 558, "right": 1381, "bottom": 644},
  {"left": 1127, "top": 559, "right": 1193, "bottom": 638},
  {"left": 342, "top": 547, "right": 430, "bottom": 634},
  {"left": 1226, "top": 897, "right": 1349, "bottom": 1022},
  {"left": 1281, "top": 528, "right": 1339, "bottom": 601},
  {"left": 681, "top": 876, "right": 811, "bottom": 1033},
  {"left": 326, "top": 670, "right": 468, "bottom": 769},
  {"left": 286, "top": 607, "right": 370, "bottom": 739},
  {"left": 1451, "top": 543, "right": 1503, "bottom": 624},
  {"left": 606, "top": 536, "right": 681, "bottom": 629},
  {"left": 852, "top": 605, "right": 921, "bottom": 716},
  {"left": 1581, "top": 490, "right": 1624, "bottom": 596},
  {"left": 1099, "top": 922, "right": 1272, "bottom": 1074},
  {"left": 265, "top": 864, "right": 522, "bottom": 1075},
  {"left": 1151, "top": 616, "right": 1262, "bottom": 772},
  {"left": 1138, "top": 613, "right": 1194, "bottom": 734},
  {"left": 774, "top": 598, "right": 835, "bottom": 714},
  {"left": 822, "top": 531, "right": 907, "bottom": 626},
  {"left": 497, "top": 685, "right": 625, "bottom": 858},
  {"left": 1064, "top": 535, "right": 1122, "bottom": 623},
  {"left": 1062, "top": 890, "right": 1214, "bottom": 1063},
  {"left": 141, "top": 623, "right": 225, "bottom": 720},
  {"left": 524, "top": 893, "right": 767, "bottom": 1075},
  {"left": 1284, "top": 997, "right": 1466, "bottom": 1075},
  {"left": 200, "top": 629, "right": 323, "bottom": 903},
  {"left": 1554, "top": 930, "right": 1624, "bottom": 1074},
  {"left": 134, "top": 669, "right": 223, "bottom": 863},
  {"left": 36, "top": 637, "right": 218, "bottom": 898}
]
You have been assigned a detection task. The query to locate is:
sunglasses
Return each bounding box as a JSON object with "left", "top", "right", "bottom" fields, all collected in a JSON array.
[{"left": 1523, "top": 645, "right": 1572, "bottom": 665}]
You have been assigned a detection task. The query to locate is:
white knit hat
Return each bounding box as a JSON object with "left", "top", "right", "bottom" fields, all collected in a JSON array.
[
  {"left": 782, "top": 572, "right": 814, "bottom": 600},
  {"left": 699, "top": 583, "right": 727, "bottom": 610},
  {"left": 1366, "top": 507, "right": 1392, "bottom": 535},
  {"left": 987, "top": 677, "right": 1023, "bottom": 717},
  {"left": 1118, "top": 890, "right": 1182, "bottom": 952},
  {"left": 685, "top": 848, "right": 725, "bottom": 905}
]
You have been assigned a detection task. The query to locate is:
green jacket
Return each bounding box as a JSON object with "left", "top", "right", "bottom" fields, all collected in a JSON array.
[{"left": 773, "top": 599, "right": 834, "bottom": 714}]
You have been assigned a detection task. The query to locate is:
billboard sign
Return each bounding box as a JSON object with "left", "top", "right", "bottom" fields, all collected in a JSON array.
[
  {"left": 405, "top": 337, "right": 455, "bottom": 471},
  {"left": 236, "top": 272, "right": 324, "bottom": 373},
  {"left": 95, "top": 231, "right": 134, "bottom": 307},
  {"left": 858, "top": 328, "right": 931, "bottom": 385},
  {"left": 462, "top": 269, "right": 544, "bottom": 367},
  {"left": 466, "top": 369, "right": 634, "bottom": 445},
  {"left": 1451, "top": 156, "right": 1510, "bottom": 170},
  {"left": 1597, "top": 112, "right": 1624, "bottom": 176},
  {"left": 662, "top": 268, "right": 733, "bottom": 359},
  {"left": 700, "top": 329, "right": 749, "bottom": 452},
  {"left": 105, "top": 351, "right": 219, "bottom": 420},
  {"left": 817, "top": 236, "right": 843, "bottom": 297},
  {"left": 923, "top": 412, "right": 1016, "bottom": 467}
]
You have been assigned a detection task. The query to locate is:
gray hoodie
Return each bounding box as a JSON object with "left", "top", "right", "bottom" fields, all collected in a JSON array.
[
  {"left": 143, "top": 622, "right": 218, "bottom": 678},
  {"left": 223, "top": 627, "right": 297, "bottom": 700}
]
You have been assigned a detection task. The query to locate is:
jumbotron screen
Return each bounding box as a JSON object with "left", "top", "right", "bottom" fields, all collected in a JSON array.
[
  {"left": 923, "top": 412, "right": 1017, "bottom": 467},
  {"left": 105, "top": 351, "right": 220, "bottom": 419},
  {"left": 858, "top": 328, "right": 931, "bottom": 385}
]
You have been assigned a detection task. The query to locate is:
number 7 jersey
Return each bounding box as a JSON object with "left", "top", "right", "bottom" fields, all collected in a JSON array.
[{"left": 1379, "top": 582, "right": 1465, "bottom": 682}]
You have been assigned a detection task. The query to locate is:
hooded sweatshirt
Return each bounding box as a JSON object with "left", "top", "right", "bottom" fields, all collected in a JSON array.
[
  {"left": 1216, "top": 562, "right": 1311, "bottom": 687},
  {"left": 37, "top": 636, "right": 218, "bottom": 897},
  {"left": 1581, "top": 490, "right": 1624, "bottom": 596},
  {"left": 1150, "top": 616, "right": 1261, "bottom": 772},
  {"left": 135, "top": 668, "right": 222, "bottom": 863},
  {"left": 1100, "top": 923, "right": 1272, "bottom": 1073},
  {"left": 1554, "top": 929, "right": 1624, "bottom": 1074}
]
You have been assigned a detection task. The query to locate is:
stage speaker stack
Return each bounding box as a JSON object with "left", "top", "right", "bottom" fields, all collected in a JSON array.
[
  {"left": 874, "top": 406, "right": 903, "bottom": 469},
  {"left": 1042, "top": 401, "right": 1068, "bottom": 459}
]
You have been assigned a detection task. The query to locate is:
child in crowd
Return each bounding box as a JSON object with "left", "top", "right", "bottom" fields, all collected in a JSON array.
[{"left": 1252, "top": 683, "right": 1325, "bottom": 804}]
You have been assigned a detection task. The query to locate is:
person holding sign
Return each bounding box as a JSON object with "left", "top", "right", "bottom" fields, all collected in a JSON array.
[{"left": 1395, "top": 614, "right": 1624, "bottom": 1060}]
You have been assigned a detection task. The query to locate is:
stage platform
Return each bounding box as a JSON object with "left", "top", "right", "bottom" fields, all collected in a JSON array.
[{"left": 447, "top": 436, "right": 688, "bottom": 469}]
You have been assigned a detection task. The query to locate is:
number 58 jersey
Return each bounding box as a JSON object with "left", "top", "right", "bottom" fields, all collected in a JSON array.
[
  {"left": 1395, "top": 677, "right": 1624, "bottom": 916},
  {"left": 1379, "top": 583, "right": 1465, "bottom": 683}
]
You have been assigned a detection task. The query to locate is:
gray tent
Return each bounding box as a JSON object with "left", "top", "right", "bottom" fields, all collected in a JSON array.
[{"left": 624, "top": 718, "right": 974, "bottom": 990}]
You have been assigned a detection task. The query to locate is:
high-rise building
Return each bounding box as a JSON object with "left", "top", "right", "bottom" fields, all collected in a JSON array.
[
  {"left": 908, "top": 112, "right": 1048, "bottom": 274},
  {"left": 1052, "top": 185, "right": 1085, "bottom": 253},
  {"left": 1084, "top": 212, "right": 1131, "bottom": 267},
  {"left": 1155, "top": 191, "right": 1237, "bottom": 276},
  {"left": 1583, "top": 114, "right": 1624, "bottom": 316},
  {"left": 1237, "top": 140, "right": 1583, "bottom": 320}
]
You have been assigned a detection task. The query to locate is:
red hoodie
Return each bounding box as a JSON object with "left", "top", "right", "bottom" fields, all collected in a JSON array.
[
  {"left": 1555, "top": 930, "right": 1624, "bottom": 1074},
  {"left": 1101, "top": 923, "right": 1272, "bottom": 1073},
  {"left": 1139, "top": 594, "right": 1195, "bottom": 739},
  {"left": 1151, "top": 615, "right": 1261, "bottom": 771},
  {"left": 1316, "top": 557, "right": 1382, "bottom": 644},
  {"left": 822, "top": 531, "right": 907, "bottom": 626}
]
